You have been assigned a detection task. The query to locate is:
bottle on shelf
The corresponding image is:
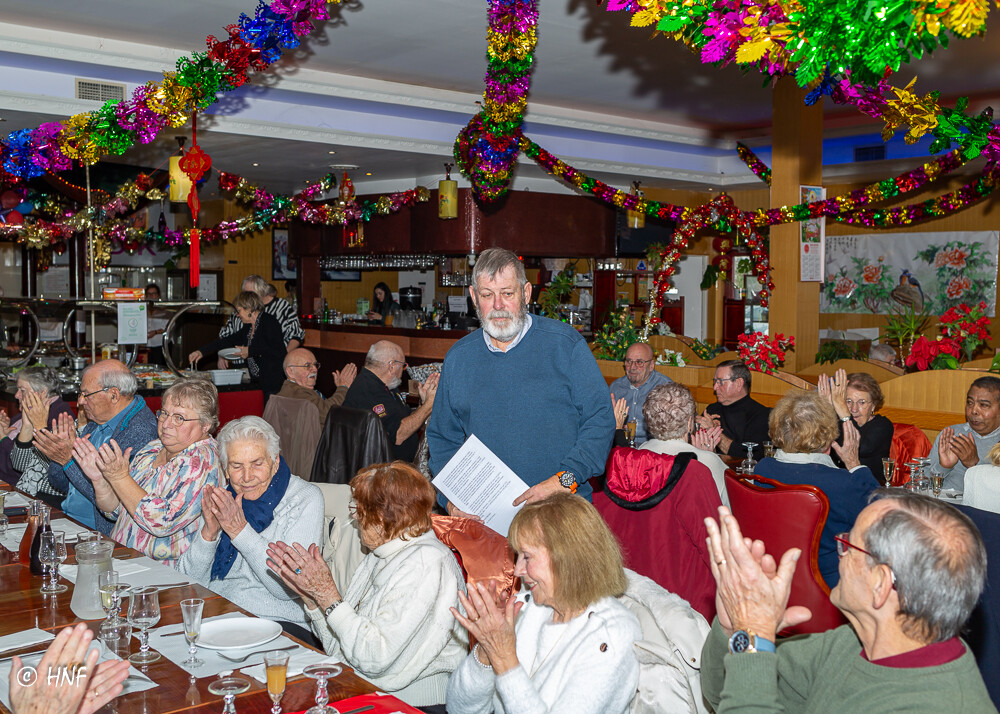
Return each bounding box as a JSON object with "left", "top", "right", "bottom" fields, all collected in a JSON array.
[
  {"left": 28, "top": 504, "right": 52, "bottom": 576},
  {"left": 18, "top": 499, "right": 41, "bottom": 566}
]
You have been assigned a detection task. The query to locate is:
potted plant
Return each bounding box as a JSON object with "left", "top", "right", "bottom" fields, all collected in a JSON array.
[
  {"left": 815, "top": 340, "right": 866, "bottom": 365},
  {"left": 737, "top": 332, "right": 795, "bottom": 374},
  {"left": 939, "top": 302, "right": 991, "bottom": 363},
  {"left": 538, "top": 265, "right": 576, "bottom": 319},
  {"left": 882, "top": 305, "right": 930, "bottom": 361},
  {"left": 593, "top": 307, "right": 642, "bottom": 360}
]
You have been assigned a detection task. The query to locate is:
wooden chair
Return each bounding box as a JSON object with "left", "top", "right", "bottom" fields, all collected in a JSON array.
[{"left": 724, "top": 469, "right": 847, "bottom": 635}]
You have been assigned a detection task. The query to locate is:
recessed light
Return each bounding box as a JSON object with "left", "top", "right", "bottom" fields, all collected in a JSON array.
[
  {"left": 252, "top": 162, "right": 259, "bottom": 167},
  {"left": 328, "top": 151, "right": 336, "bottom": 155},
  {"left": 366, "top": 172, "right": 372, "bottom": 176}
]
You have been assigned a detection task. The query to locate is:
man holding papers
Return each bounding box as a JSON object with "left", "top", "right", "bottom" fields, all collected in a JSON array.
[{"left": 428, "top": 248, "right": 615, "bottom": 518}]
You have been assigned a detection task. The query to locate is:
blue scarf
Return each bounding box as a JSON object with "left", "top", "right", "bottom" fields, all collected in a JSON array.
[{"left": 210, "top": 455, "right": 291, "bottom": 581}]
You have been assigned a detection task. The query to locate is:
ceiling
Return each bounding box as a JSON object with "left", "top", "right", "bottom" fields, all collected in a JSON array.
[{"left": 2, "top": 0, "right": 1000, "bottom": 197}]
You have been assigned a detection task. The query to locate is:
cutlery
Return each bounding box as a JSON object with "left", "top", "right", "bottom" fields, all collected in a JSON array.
[
  {"left": 154, "top": 582, "right": 192, "bottom": 590},
  {"left": 160, "top": 630, "right": 187, "bottom": 638},
  {"left": 340, "top": 706, "right": 375, "bottom": 714},
  {"left": 216, "top": 644, "right": 298, "bottom": 663}
]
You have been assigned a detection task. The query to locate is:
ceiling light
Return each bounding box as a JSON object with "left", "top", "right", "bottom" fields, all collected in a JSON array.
[
  {"left": 252, "top": 162, "right": 259, "bottom": 167},
  {"left": 365, "top": 172, "right": 372, "bottom": 176},
  {"left": 328, "top": 151, "right": 336, "bottom": 155},
  {"left": 330, "top": 163, "right": 359, "bottom": 170}
]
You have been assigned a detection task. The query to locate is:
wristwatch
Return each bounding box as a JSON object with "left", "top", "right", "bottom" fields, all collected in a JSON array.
[
  {"left": 728, "top": 629, "right": 776, "bottom": 654},
  {"left": 557, "top": 471, "right": 578, "bottom": 494},
  {"left": 323, "top": 599, "right": 344, "bottom": 617}
]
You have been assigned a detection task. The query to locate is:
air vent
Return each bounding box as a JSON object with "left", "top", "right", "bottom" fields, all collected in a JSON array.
[
  {"left": 75, "top": 79, "right": 126, "bottom": 103},
  {"left": 853, "top": 145, "right": 886, "bottom": 162}
]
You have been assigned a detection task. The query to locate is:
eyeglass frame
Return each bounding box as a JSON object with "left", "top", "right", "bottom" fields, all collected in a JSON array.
[
  {"left": 834, "top": 532, "right": 896, "bottom": 588},
  {"left": 288, "top": 362, "right": 321, "bottom": 370},
  {"left": 155, "top": 409, "right": 202, "bottom": 427},
  {"left": 845, "top": 398, "right": 871, "bottom": 408},
  {"left": 712, "top": 377, "right": 739, "bottom": 385},
  {"left": 387, "top": 359, "right": 409, "bottom": 370},
  {"left": 623, "top": 358, "right": 653, "bottom": 368},
  {"left": 78, "top": 386, "right": 112, "bottom": 400}
]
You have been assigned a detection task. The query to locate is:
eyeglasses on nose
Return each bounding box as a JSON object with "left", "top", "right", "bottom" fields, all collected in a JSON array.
[
  {"left": 623, "top": 358, "right": 652, "bottom": 367},
  {"left": 79, "top": 386, "right": 110, "bottom": 399},
  {"left": 388, "top": 360, "right": 408, "bottom": 370},
  {"left": 290, "top": 362, "right": 321, "bottom": 369},
  {"left": 834, "top": 533, "right": 896, "bottom": 587},
  {"left": 845, "top": 399, "right": 870, "bottom": 408},
  {"left": 712, "top": 377, "right": 737, "bottom": 384},
  {"left": 155, "top": 410, "right": 200, "bottom": 427}
]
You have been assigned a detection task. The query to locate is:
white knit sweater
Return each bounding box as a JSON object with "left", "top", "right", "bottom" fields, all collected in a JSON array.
[
  {"left": 305, "top": 530, "right": 468, "bottom": 707},
  {"left": 177, "top": 475, "right": 323, "bottom": 626},
  {"left": 446, "top": 594, "right": 641, "bottom": 714}
]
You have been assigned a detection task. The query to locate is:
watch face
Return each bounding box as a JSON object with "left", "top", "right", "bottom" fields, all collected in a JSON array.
[
  {"left": 559, "top": 472, "right": 576, "bottom": 488},
  {"left": 730, "top": 630, "right": 752, "bottom": 654}
]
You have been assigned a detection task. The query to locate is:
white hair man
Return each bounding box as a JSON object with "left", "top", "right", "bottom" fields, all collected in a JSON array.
[
  {"left": 427, "top": 248, "right": 615, "bottom": 516},
  {"left": 701, "top": 491, "right": 993, "bottom": 711},
  {"left": 342, "top": 340, "right": 438, "bottom": 463},
  {"left": 276, "top": 348, "right": 357, "bottom": 426}
]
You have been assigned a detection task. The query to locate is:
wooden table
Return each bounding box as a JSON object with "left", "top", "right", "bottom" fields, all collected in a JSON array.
[{"left": 0, "top": 489, "right": 378, "bottom": 714}]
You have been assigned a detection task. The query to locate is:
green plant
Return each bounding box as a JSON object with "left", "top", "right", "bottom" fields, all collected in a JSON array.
[
  {"left": 538, "top": 265, "right": 576, "bottom": 319},
  {"left": 691, "top": 338, "right": 725, "bottom": 360},
  {"left": 592, "top": 307, "right": 642, "bottom": 360},
  {"left": 645, "top": 242, "right": 667, "bottom": 272},
  {"left": 882, "top": 305, "right": 930, "bottom": 347},
  {"left": 815, "top": 340, "right": 866, "bottom": 365}
]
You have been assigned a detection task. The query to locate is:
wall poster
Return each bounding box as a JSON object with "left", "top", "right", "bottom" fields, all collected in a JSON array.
[
  {"left": 820, "top": 230, "right": 999, "bottom": 316},
  {"left": 799, "top": 185, "right": 826, "bottom": 282}
]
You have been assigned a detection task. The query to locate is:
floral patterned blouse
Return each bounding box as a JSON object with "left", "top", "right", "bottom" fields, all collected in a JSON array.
[{"left": 110, "top": 437, "right": 220, "bottom": 566}]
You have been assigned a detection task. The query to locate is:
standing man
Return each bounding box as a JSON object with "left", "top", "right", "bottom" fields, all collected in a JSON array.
[
  {"left": 930, "top": 376, "right": 1000, "bottom": 491},
  {"left": 342, "top": 340, "right": 438, "bottom": 463},
  {"left": 696, "top": 359, "right": 771, "bottom": 460},
  {"left": 219, "top": 274, "right": 303, "bottom": 367},
  {"left": 609, "top": 341, "right": 672, "bottom": 446},
  {"left": 427, "top": 248, "right": 615, "bottom": 513},
  {"left": 277, "top": 348, "right": 357, "bottom": 426},
  {"left": 33, "top": 360, "right": 158, "bottom": 535},
  {"left": 701, "top": 492, "right": 994, "bottom": 711}
]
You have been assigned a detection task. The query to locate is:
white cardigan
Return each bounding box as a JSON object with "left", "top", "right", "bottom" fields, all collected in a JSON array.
[
  {"left": 177, "top": 474, "right": 323, "bottom": 626},
  {"left": 305, "top": 530, "right": 468, "bottom": 707},
  {"left": 446, "top": 593, "right": 641, "bottom": 714},
  {"left": 963, "top": 464, "right": 1000, "bottom": 514}
]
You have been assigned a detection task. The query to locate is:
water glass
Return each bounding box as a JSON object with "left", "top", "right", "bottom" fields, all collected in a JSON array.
[
  {"left": 740, "top": 442, "right": 758, "bottom": 474},
  {"left": 762, "top": 441, "right": 776, "bottom": 459},
  {"left": 265, "top": 650, "right": 290, "bottom": 714},
  {"left": 101, "top": 621, "right": 132, "bottom": 660},
  {"left": 303, "top": 663, "right": 343, "bottom": 714},
  {"left": 208, "top": 676, "right": 251, "bottom": 714},
  {"left": 128, "top": 586, "right": 161, "bottom": 664},
  {"left": 40, "top": 531, "right": 68, "bottom": 594},
  {"left": 180, "top": 598, "right": 205, "bottom": 668},
  {"left": 881, "top": 457, "right": 896, "bottom": 488},
  {"left": 931, "top": 470, "right": 945, "bottom": 497}
]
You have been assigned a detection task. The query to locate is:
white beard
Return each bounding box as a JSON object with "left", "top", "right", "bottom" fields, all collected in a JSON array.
[
  {"left": 387, "top": 376, "right": 402, "bottom": 390},
  {"left": 479, "top": 307, "right": 527, "bottom": 343}
]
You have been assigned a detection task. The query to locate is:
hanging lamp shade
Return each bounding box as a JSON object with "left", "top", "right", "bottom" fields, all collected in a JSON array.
[
  {"left": 438, "top": 162, "right": 458, "bottom": 219},
  {"left": 169, "top": 156, "right": 192, "bottom": 202}
]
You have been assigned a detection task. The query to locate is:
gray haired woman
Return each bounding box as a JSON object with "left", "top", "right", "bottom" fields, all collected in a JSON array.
[
  {"left": 178, "top": 415, "right": 323, "bottom": 634},
  {"left": 1, "top": 366, "right": 75, "bottom": 505}
]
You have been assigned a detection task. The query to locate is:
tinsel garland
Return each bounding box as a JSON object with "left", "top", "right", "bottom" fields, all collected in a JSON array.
[
  {"left": 736, "top": 143, "right": 771, "bottom": 186},
  {"left": 0, "top": 0, "right": 338, "bottom": 179},
  {"left": 456, "top": 0, "right": 538, "bottom": 202}
]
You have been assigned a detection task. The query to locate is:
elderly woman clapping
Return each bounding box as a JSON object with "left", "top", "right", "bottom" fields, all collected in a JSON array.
[
  {"left": 72, "top": 378, "right": 220, "bottom": 566},
  {"left": 267, "top": 462, "right": 467, "bottom": 709},
  {"left": 1, "top": 366, "right": 74, "bottom": 504},
  {"left": 447, "top": 493, "right": 641, "bottom": 714},
  {"left": 178, "top": 416, "right": 323, "bottom": 634}
]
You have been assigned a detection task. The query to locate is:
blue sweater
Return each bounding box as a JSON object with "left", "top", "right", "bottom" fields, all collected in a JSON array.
[
  {"left": 48, "top": 396, "right": 159, "bottom": 536},
  {"left": 427, "top": 316, "right": 615, "bottom": 507},
  {"left": 754, "top": 456, "right": 880, "bottom": 588}
]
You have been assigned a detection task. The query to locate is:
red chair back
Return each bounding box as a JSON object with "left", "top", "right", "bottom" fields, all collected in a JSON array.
[
  {"left": 889, "top": 423, "right": 932, "bottom": 486},
  {"left": 724, "top": 469, "right": 847, "bottom": 635}
]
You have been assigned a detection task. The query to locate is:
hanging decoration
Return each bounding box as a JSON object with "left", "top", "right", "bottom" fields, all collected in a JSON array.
[
  {"left": 626, "top": 181, "right": 646, "bottom": 229},
  {"left": 438, "top": 163, "right": 458, "bottom": 220},
  {"left": 177, "top": 113, "right": 212, "bottom": 287},
  {"left": 736, "top": 143, "right": 772, "bottom": 186}
]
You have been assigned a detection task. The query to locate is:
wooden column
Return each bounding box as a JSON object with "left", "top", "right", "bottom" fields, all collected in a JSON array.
[{"left": 768, "top": 78, "right": 823, "bottom": 371}]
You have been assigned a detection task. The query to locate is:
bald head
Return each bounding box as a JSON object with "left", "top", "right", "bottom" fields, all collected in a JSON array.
[
  {"left": 365, "top": 340, "right": 406, "bottom": 390},
  {"left": 284, "top": 348, "right": 320, "bottom": 389}
]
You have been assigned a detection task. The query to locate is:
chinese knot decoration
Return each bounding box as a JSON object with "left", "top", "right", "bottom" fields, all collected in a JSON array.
[
  {"left": 737, "top": 332, "right": 795, "bottom": 374},
  {"left": 178, "top": 113, "right": 212, "bottom": 287}
]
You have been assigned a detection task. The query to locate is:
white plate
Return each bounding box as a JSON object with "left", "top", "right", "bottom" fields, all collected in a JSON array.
[
  {"left": 218, "top": 348, "right": 244, "bottom": 360},
  {"left": 196, "top": 616, "right": 282, "bottom": 650},
  {"left": 939, "top": 490, "right": 963, "bottom": 502}
]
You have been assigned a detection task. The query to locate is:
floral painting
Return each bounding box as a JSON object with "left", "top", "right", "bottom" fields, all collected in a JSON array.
[{"left": 820, "top": 231, "right": 999, "bottom": 316}]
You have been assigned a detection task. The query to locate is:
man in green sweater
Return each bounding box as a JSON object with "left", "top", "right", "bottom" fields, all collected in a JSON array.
[{"left": 701, "top": 490, "right": 996, "bottom": 712}]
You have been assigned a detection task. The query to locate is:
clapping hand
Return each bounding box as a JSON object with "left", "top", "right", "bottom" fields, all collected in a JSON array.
[
  {"left": 266, "top": 541, "right": 341, "bottom": 610},
  {"left": 692, "top": 425, "right": 723, "bottom": 451},
  {"left": 0, "top": 409, "right": 8, "bottom": 435},
  {"left": 612, "top": 395, "right": 628, "bottom": 430},
  {"left": 34, "top": 411, "right": 78, "bottom": 466},
  {"left": 202, "top": 484, "right": 248, "bottom": 540},
  {"left": 71, "top": 436, "right": 105, "bottom": 485},
  {"left": 419, "top": 372, "right": 439, "bottom": 404},
  {"left": 333, "top": 363, "right": 357, "bottom": 388},
  {"left": 831, "top": 419, "right": 862, "bottom": 470},
  {"left": 21, "top": 388, "right": 51, "bottom": 432},
  {"left": 451, "top": 581, "right": 522, "bottom": 674},
  {"left": 94, "top": 439, "right": 132, "bottom": 483},
  {"left": 938, "top": 427, "right": 959, "bottom": 469}
]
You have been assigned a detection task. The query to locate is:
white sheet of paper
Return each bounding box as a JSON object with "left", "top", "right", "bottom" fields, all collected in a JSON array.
[
  {"left": 431, "top": 434, "right": 528, "bottom": 536},
  {"left": 117, "top": 302, "right": 147, "bottom": 344}
]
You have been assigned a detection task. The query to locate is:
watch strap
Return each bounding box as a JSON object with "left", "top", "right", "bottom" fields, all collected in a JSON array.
[
  {"left": 324, "top": 599, "right": 344, "bottom": 617},
  {"left": 556, "top": 470, "right": 578, "bottom": 494}
]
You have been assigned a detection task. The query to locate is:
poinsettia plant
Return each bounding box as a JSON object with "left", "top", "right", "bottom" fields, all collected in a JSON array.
[
  {"left": 905, "top": 335, "right": 962, "bottom": 371},
  {"left": 737, "top": 332, "right": 795, "bottom": 374},
  {"left": 938, "top": 301, "right": 991, "bottom": 362}
]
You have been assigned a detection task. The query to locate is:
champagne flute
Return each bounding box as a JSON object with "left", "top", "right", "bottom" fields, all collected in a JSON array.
[
  {"left": 762, "top": 441, "right": 776, "bottom": 459},
  {"left": 208, "top": 676, "right": 251, "bottom": 714},
  {"left": 180, "top": 598, "right": 204, "bottom": 668},
  {"left": 265, "top": 650, "right": 290, "bottom": 714},
  {"left": 303, "top": 663, "right": 343, "bottom": 714},
  {"left": 740, "top": 442, "right": 758, "bottom": 474},
  {"left": 625, "top": 420, "right": 637, "bottom": 448},
  {"left": 40, "top": 532, "right": 67, "bottom": 594},
  {"left": 127, "top": 586, "right": 161, "bottom": 664},
  {"left": 931, "top": 470, "right": 945, "bottom": 498},
  {"left": 881, "top": 457, "right": 896, "bottom": 488}
]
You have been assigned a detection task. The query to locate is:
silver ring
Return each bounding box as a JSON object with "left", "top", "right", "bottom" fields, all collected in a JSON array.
[
  {"left": 295, "top": 568, "right": 302, "bottom": 575},
  {"left": 717, "top": 559, "right": 726, "bottom": 566}
]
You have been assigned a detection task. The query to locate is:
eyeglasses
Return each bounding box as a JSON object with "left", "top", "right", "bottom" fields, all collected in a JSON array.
[
  {"left": 79, "top": 386, "right": 111, "bottom": 399},
  {"left": 289, "top": 362, "right": 321, "bottom": 370},
  {"left": 712, "top": 377, "right": 738, "bottom": 385},
  {"left": 388, "top": 360, "right": 408, "bottom": 370},
  {"left": 155, "top": 410, "right": 201, "bottom": 427},
  {"left": 834, "top": 533, "right": 896, "bottom": 587},
  {"left": 845, "top": 398, "right": 870, "bottom": 408},
  {"left": 623, "top": 358, "right": 652, "bottom": 367}
]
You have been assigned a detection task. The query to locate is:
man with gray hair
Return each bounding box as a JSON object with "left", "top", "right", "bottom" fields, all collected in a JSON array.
[
  {"left": 696, "top": 359, "right": 771, "bottom": 460},
  {"left": 701, "top": 491, "right": 994, "bottom": 711},
  {"left": 218, "top": 274, "right": 304, "bottom": 367},
  {"left": 342, "top": 340, "right": 438, "bottom": 462},
  {"left": 427, "top": 248, "right": 615, "bottom": 514},
  {"left": 33, "top": 359, "right": 158, "bottom": 536}
]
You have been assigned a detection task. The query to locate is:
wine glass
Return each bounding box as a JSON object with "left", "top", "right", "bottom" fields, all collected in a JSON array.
[
  {"left": 180, "top": 598, "right": 204, "bottom": 668},
  {"left": 265, "top": 650, "right": 290, "bottom": 714},
  {"left": 208, "top": 676, "right": 251, "bottom": 714},
  {"left": 303, "top": 663, "right": 343, "bottom": 714},
  {"left": 881, "top": 457, "right": 896, "bottom": 488},
  {"left": 99, "top": 571, "right": 132, "bottom": 640},
  {"left": 904, "top": 460, "right": 921, "bottom": 491},
  {"left": 127, "top": 586, "right": 161, "bottom": 664},
  {"left": 761, "top": 441, "right": 776, "bottom": 459},
  {"left": 740, "top": 442, "right": 758, "bottom": 474},
  {"left": 40, "top": 531, "right": 67, "bottom": 594},
  {"left": 624, "top": 420, "right": 637, "bottom": 448},
  {"left": 931, "top": 470, "right": 945, "bottom": 498}
]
